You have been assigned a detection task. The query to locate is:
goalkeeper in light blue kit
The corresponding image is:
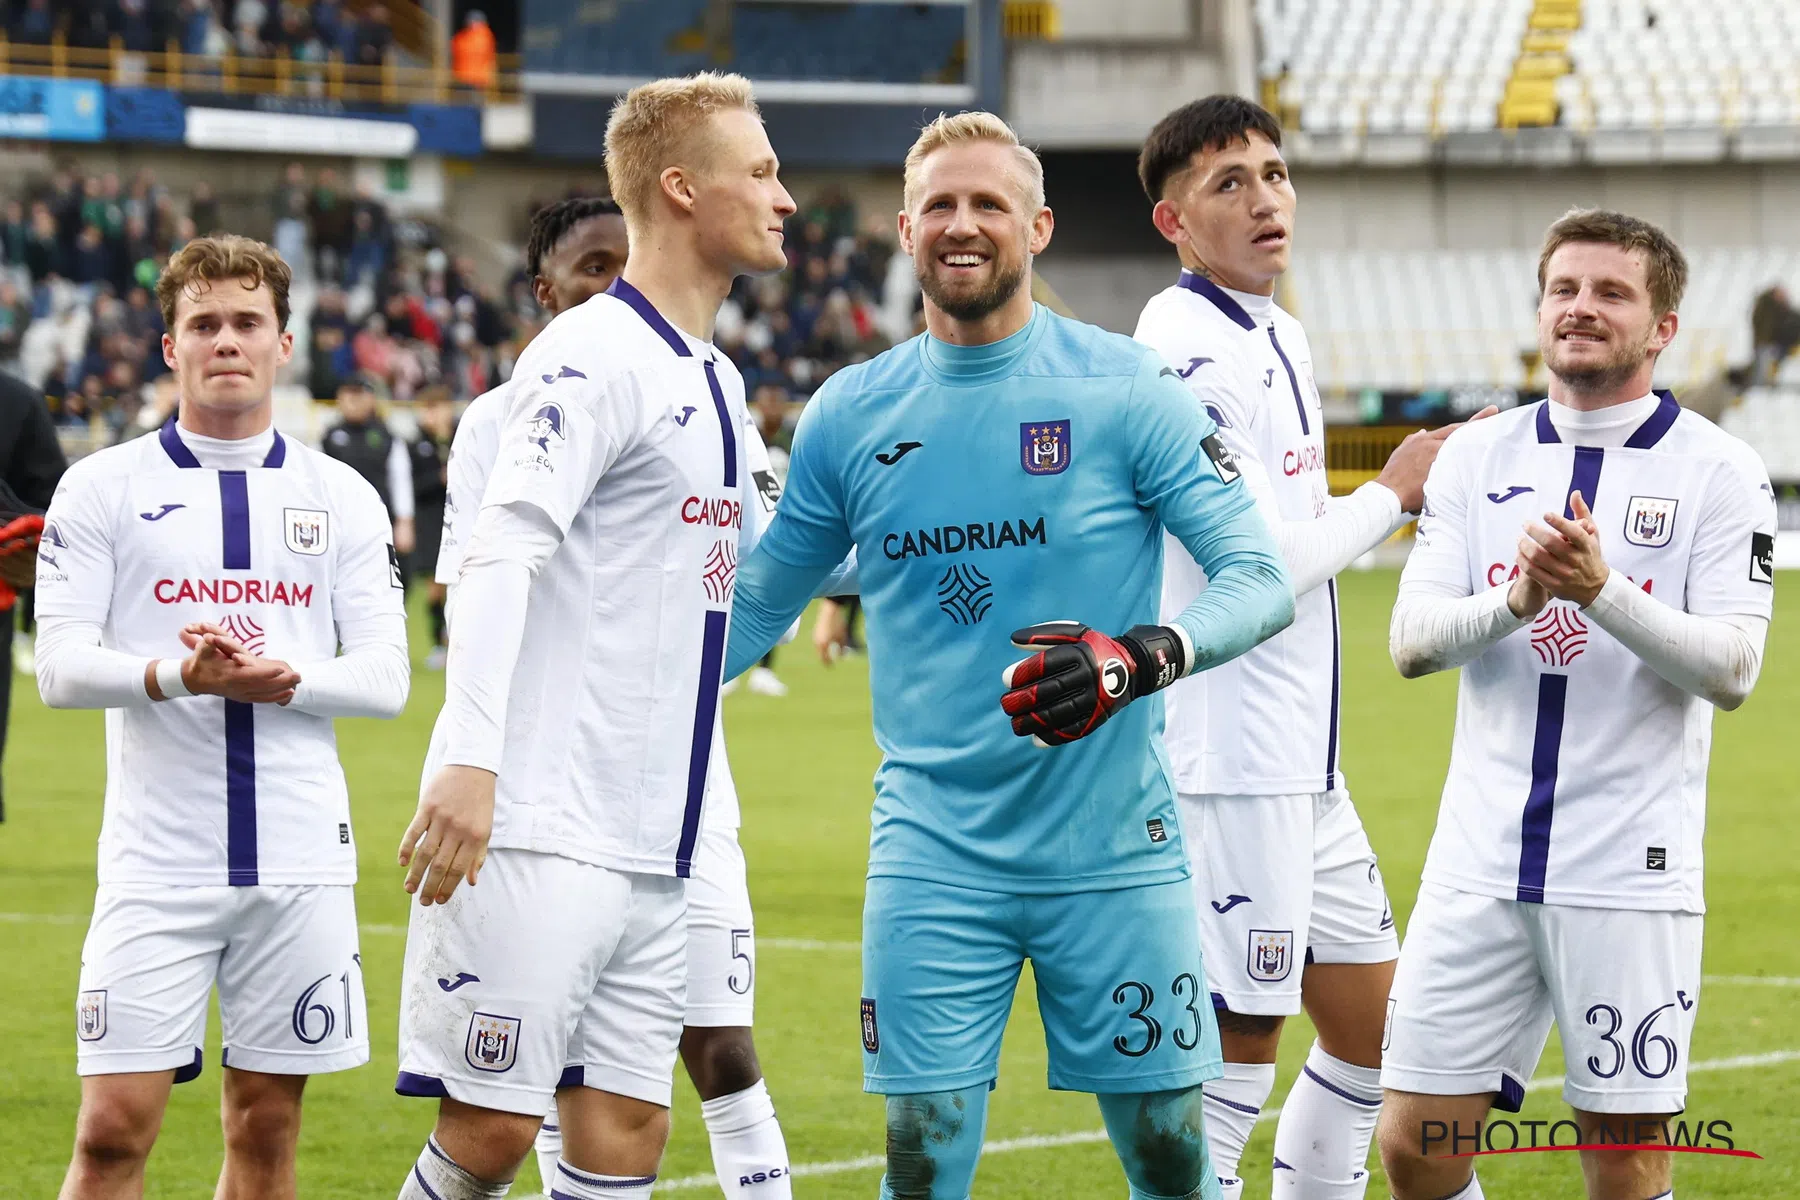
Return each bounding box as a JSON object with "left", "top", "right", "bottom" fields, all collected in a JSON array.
[{"left": 724, "top": 112, "right": 1295, "bottom": 1200}]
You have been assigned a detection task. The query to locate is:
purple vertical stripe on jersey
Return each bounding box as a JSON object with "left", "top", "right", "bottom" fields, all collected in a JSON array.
[
  {"left": 262, "top": 431, "right": 288, "bottom": 467},
  {"left": 1625, "top": 390, "right": 1681, "bottom": 449},
  {"left": 676, "top": 609, "right": 728, "bottom": 877},
  {"left": 1325, "top": 577, "right": 1341, "bottom": 792},
  {"left": 1175, "top": 269, "right": 1257, "bottom": 330},
  {"left": 225, "top": 699, "right": 258, "bottom": 885},
  {"left": 606, "top": 277, "right": 693, "bottom": 357},
  {"left": 1565, "top": 446, "right": 1604, "bottom": 519},
  {"left": 1516, "top": 672, "right": 1569, "bottom": 903},
  {"left": 1267, "top": 326, "right": 1311, "bottom": 435},
  {"left": 1534, "top": 400, "right": 1559, "bottom": 443},
  {"left": 219, "top": 471, "right": 252, "bottom": 568},
  {"left": 702, "top": 360, "right": 737, "bottom": 488}
]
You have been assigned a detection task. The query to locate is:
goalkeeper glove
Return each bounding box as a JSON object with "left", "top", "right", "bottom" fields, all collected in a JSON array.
[{"left": 1000, "top": 620, "right": 1189, "bottom": 747}]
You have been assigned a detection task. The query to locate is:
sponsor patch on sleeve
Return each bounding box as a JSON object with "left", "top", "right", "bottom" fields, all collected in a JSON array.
[
  {"left": 1750, "top": 531, "right": 1775, "bottom": 584},
  {"left": 1202, "top": 432, "right": 1241, "bottom": 484}
]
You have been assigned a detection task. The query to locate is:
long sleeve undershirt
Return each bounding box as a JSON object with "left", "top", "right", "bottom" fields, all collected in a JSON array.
[
  {"left": 1390, "top": 393, "right": 1768, "bottom": 709},
  {"left": 1277, "top": 480, "right": 1407, "bottom": 597},
  {"left": 35, "top": 425, "right": 410, "bottom": 717}
]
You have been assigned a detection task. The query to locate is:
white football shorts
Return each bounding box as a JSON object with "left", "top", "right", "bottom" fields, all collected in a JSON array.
[
  {"left": 396, "top": 847, "right": 686, "bottom": 1114},
  {"left": 1180, "top": 789, "right": 1398, "bottom": 1016},
  {"left": 1381, "top": 881, "right": 1702, "bottom": 1114},
  {"left": 685, "top": 825, "right": 757, "bottom": 1028},
  {"left": 76, "top": 883, "right": 367, "bottom": 1079}
]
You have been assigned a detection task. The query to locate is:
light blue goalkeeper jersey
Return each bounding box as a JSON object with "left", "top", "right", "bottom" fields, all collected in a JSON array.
[{"left": 725, "top": 305, "right": 1292, "bottom": 893}]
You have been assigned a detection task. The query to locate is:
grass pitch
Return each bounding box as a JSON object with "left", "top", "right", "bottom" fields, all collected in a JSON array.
[{"left": 2, "top": 571, "right": 1796, "bottom": 1198}]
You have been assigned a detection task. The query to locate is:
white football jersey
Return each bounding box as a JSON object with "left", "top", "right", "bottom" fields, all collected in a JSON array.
[
  {"left": 37, "top": 422, "right": 404, "bottom": 887},
  {"left": 431, "top": 357, "right": 787, "bottom": 835},
  {"left": 440, "top": 280, "right": 755, "bottom": 874},
  {"left": 1403, "top": 393, "right": 1776, "bottom": 912},
  {"left": 1135, "top": 270, "right": 1341, "bottom": 795}
]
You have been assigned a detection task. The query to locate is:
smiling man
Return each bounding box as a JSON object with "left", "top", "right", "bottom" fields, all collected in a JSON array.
[
  {"left": 392, "top": 73, "right": 800, "bottom": 1200},
  {"left": 721, "top": 110, "right": 1295, "bottom": 1200},
  {"left": 1380, "top": 210, "right": 1775, "bottom": 1200},
  {"left": 35, "top": 234, "right": 410, "bottom": 1200},
  {"left": 1129, "top": 95, "right": 1484, "bottom": 1200}
]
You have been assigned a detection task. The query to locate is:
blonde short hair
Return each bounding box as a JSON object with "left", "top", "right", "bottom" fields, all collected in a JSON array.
[
  {"left": 902, "top": 111, "right": 1045, "bottom": 214},
  {"left": 156, "top": 234, "right": 292, "bottom": 331},
  {"left": 604, "top": 72, "right": 759, "bottom": 228}
]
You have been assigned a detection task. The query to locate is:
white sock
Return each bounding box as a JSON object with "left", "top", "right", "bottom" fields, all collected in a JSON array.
[
  {"left": 549, "top": 1161, "right": 655, "bottom": 1199},
  {"left": 398, "top": 1136, "right": 511, "bottom": 1200},
  {"left": 1394, "top": 1172, "right": 1483, "bottom": 1199},
  {"left": 1203, "top": 1061, "right": 1277, "bottom": 1199},
  {"left": 533, "top": 1103, "right": 563, "bottom": 1195},
  {"left": 1272, "top": 1042, "right": 1384, "bottom": 1197},
  {"left": 702, "top": 1079, "right": 794, "bottom": 1197}
]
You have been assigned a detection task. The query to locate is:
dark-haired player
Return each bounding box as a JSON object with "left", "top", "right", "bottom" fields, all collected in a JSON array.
[
  {"left": 1131, "top": 96, "right": 1480, "bottom": 1200},
  {"left": 432, "top": 193, "right": 801, "bottom": 1199}
]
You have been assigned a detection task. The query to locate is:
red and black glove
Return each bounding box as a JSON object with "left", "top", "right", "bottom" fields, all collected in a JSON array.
[
  {"left": 1000, "top": 620, "right": 1189, "bottom": 746},
  {"left": 0, "top": 512, "right": 44, "bottom": 609}
]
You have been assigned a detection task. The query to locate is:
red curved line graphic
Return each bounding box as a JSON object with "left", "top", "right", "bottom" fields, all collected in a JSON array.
[{"left": 1451, "top": 1144, "right": 1762, "bottom": 1159}]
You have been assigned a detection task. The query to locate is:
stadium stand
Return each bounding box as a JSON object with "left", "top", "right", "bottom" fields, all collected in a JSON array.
[
  {"left": 1286, "top": 246, "right": 1800, "bottom": 391},
  {"left": 1259, "top": 0, "right": 1800, "bottom": 137}
]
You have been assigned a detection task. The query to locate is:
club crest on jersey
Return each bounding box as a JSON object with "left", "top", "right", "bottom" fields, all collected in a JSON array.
[
  {"left": 77, "top": 989, "right": 106, "bottom": 1041},
  {"left": 283, "top": 508, "right": 328, "bottom": 556},
  {"left": 1247, "top": 929, "right": 1293, "bottom": 981},
  {"left": 1623, "top": 496, "right": 1678, "bottom": 548},
  {"left": 465, "top": 1012, "right": 520, "bottom": 1073},
  {"left": 1021, "top": 420, "right": 1071, "bottom": 476}
]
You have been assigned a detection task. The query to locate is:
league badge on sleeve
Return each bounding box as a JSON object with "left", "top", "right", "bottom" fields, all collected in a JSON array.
[
  {"left": 1751, "top": 531, "right": 1775, "bottom": 584},
  {"left": 284, "top": 508, "right": 328, "bottom": 556},
  {"left": 1246, "top": 929, "right": 1293, "bottom": 981},
  {"left": 77, "top": 989, "right": 107, "bottom": 1041},
  {"left": 1021, "top": 420, "right": 1072, "bottom": 476},
  {"left": 465, "top": 1011, "right": 521, "bottom": 1073},
  {"left": 1623, "top": 496, "right": 1677, "bottom": 548},
  {"left": 1202, "top": 433, "right": 1242, "bottom": 485}
]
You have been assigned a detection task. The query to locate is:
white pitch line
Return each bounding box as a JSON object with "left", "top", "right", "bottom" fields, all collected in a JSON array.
[
  {"left": 1704, "top": 974, "right": 1800, "bottom": 988},
  {"left": 506, "top": 1047, "right": 1800, "bottom": 1197}
]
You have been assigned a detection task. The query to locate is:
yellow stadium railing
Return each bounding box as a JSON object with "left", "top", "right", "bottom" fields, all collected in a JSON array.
[
  {"left": 1326, "top": 425, "right": 1416, "bottom": 495},
  {"left": 1002, "top": 1, "right": 1060, "bottom": 41},
  {"left": 0, "top": 36, "right": 524, "bottom": 105}
]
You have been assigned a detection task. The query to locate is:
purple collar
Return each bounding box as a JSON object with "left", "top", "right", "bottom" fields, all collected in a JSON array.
[
  {"left": 159, "top": 417, "right": 286, "bottom": 468},
  {"left": 1534, "top": 390, "right": 1680, "bottom": 449},
  {"left": 607, "top": 277, "right": 696, "bottom": 359},
  {"left": 1177, "top": 269, "right": 1257, "bottom": 331}
]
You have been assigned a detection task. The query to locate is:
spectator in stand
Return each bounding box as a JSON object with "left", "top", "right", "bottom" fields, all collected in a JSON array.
[
  {"left": 118, "top": 0, "right": 159, "bottom": 52},
  {"left": 23, "top": 205, "right": 61, "bottom": 282},
  {"left": 357, "top": 4, "right": 393, "bottom": 67},
  {"left": 310, "top": 166, "right": 353, "bottom": 282},
  {"left": 344, "top": 209, "right": 388, "bottom": 289},
  {"left": 1751, "top": 285, "right": 1800, "bottom": 383},
  {"left": 188, "top": 180, "right": 220, "bottom": 235},
  {"left": 234, "top": 0, "right": 269, "bottom": 53},
  {"left": 452, "top": 10, "right": 498, "bottom": 91},
  {"left": 120, "top": 215, "right": 158, "bottom": 294},
  {"left": 68, "top": 226, "right": 109, "bottom": 289},
  {"left": 10, "top": 0, "right": 53, "bottom": 45},
  {"left": 0, "top": 282, "right": 31, "bottom": 368},
  {"left": 321, "top": 372, "right": 415, "bottom": 561},
  {"left": 408, "top": 385, "right": 455, "bottom": 666},
  {"left": 273, "top": 190, "right": 310, "bottom": 280},
  {"left": 0, "top": 202, "right": 27, "bottom": 274}
]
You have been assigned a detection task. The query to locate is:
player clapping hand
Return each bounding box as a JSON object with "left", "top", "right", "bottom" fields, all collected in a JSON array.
[
  {"left": 1508, "top": 491, "right": 1607, "bottom": 617},
  {"left": 142, "top": 620, "right": 302, "bottom": 704}
]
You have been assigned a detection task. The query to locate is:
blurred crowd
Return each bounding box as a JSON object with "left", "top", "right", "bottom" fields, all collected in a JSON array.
[
  {"left": 0, "top": 157, "right": 920, "bottom": 481},
  {"left": 8, "top": 0, "right": 396, "bottom": 65}
]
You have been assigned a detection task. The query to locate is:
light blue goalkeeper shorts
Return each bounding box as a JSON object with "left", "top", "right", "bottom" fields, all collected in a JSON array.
[{"left": 859, "top": 874, "right": 1224, "bottom": 1095}]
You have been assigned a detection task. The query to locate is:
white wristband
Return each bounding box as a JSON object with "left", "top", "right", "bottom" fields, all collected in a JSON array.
[{"left": 155, "top": 657, "right": 191, "bottom": 700}]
